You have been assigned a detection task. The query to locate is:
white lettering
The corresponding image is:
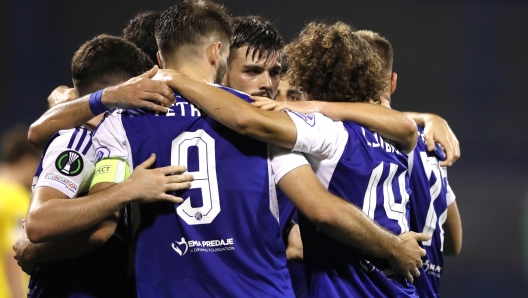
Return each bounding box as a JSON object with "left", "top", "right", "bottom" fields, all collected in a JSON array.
[
  {"left": 175, "top": 102, "right": 188, "bottom": 116},
  {"left": 190, "top": 103, "right": 201, "bottom": 117}
]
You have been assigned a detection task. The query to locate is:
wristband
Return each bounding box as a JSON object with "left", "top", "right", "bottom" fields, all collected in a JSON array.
[{"left": 89, "top": 89, "right": 108, "bottom": 115}]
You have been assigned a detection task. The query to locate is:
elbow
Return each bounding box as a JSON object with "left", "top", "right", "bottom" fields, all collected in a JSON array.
[
  {"left": 400, "top": 117, "right": 418, "bottom": 154},
  {"left": 89, "top": 222, "right": 117, "bottom": 247},
  {"left": 306, "top": 207, "right": 334, "bottom": 230},
  {"left": 444, "top": 241, "right": 462, "bottom": 257},
  {"left": 25, "top": 214, "right": 47, "bottom": 243},
  {"left": 28, "top": 124, "right": 44, "bottom": 150}
]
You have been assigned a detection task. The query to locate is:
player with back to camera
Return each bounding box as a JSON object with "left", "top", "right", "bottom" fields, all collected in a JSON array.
[
  {"left": 13, "top": 34, "right": 193, "bottom": 298},
  {"left": 151, "top": 17, "right": 445, "bottom": 296},
  {"left": 356, "top": 29, "right": 462, "bottom": 298},
  {"left": 92, "top": 1, "right": 431, "bottom": 296}
]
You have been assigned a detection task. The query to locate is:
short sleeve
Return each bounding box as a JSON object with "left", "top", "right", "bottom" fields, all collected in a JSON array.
[
  {"left": 446, "top": 182, "right": 456, "bottom": 206},
  {"left": 92, "top": 110, "right": 132, "bottom": 165},
  {"left": 269, "top": 144, "right": 309, "bottom": 184},
  {"left": 34, "top": 130, "right": 95, "bottom": 198},
  {"left": 286, "top": 111, "right": 348, "bottom": 158}
]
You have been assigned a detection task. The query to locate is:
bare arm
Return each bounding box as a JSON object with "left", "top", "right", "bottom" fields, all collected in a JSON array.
[
  {"left": 28, "top": 67, "right": 175, "bottom": 148},
  {"left": 252, "top": 99, "right": 418, "bottom": 154},
  {"left": 443, "top": 202, "right": 462, "bottom": 256},
  {"left": 153, "top": 70, "right": 298, "bottom": 149},
  {"left": 26, "top": 155, "right": 191, "bottom": 243},
  {"left": 278, "top": 165, "right": 430, "bottom": 282},
  {"left": 403, "top": 112, "right": 460, "bottom": 166}
]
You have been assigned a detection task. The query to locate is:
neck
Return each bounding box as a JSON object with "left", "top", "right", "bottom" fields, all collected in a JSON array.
[
  {"left": 85, "top": 113, "right": 104, "bottom": 130},
  {"left": 164, "top": 60, "right": 214, "bottom": 84}
]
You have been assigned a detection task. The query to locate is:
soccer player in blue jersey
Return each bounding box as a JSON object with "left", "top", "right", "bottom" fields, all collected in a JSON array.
[
  {"left": 355, "top": 30, "right": 462, "bottom": 297},
  {"left": 89, "top": 1, "right": 430, "bottom": 297},
  {"left": 13, "top": 35, "right": 193, "bottom": 297},
  {"left": 153, "top": 21, "right": 443, "bottom": 297}
]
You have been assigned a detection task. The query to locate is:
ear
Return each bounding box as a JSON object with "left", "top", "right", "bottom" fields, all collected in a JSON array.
[
  {"left": 157, "top": 51, "right": 164, "bottom": 69},
  {"left": 390, "top": 72, "right": 398, "bottom": 94},
  {"left": 206, "top": 42, "right": 222, "bottom": 68}
]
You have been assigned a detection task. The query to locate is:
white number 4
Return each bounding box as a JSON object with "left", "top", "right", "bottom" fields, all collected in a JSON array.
[{"left": 362, "top": 162, "right": 409, "bottom": 233}]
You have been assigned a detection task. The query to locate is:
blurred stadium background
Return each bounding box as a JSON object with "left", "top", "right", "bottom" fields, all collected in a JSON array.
[{"left": 1, "top": 0, "right": 527, "bottom": 296}]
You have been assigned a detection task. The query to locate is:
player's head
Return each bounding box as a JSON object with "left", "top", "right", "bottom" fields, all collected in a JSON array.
[
  {"left": 155, "top": 0, "right": 232, "bottom": 84},
  {"left": 275, "top": 55, "right": 305, "bottom": 102},
  {"left": 355, "top": 30, "right": 396, "bottom": 107},
  {"left": 121, "top": 10, "right": 162, "bottom": 66},
  {"left": 284, "top": 22, "right": 387, "bottom": 103},
  {"left": 223, "top": 16, "right": 284, "bottom": 99},
  {"left": 0, "top": 126, "right": 41, "bottom": 188},
  {"left": 71, "top": 34, "right": 154, "bottom": 97}
]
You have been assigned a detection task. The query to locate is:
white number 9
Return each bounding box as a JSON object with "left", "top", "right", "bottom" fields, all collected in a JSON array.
[{"left": 172, "top": 130, "right": 220, "bottom": 225}]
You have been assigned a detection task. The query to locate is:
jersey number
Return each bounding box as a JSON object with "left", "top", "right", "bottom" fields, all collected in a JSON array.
[
  {"left": 171, "top": 130, "right": 220, "bottom": 225},
  {"left": 419, "top": 152, "right": 447, "bottom": 249},
  {"left": 362, "top": 162, "right": 409, "bottom": 233}
]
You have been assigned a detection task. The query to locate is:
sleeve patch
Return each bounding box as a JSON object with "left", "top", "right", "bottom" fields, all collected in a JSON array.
[
  {"left": 290, "top": 111, "right": 316, "bottom": 127},
  {"left": 95, "top": 147, "right": 110, "bottom": 163},
  {"left": 43, "top": 173, "right": 79, "bottom": 193},
  {"left": 55, "top": 150, "right": 84, "bottom": 177}
]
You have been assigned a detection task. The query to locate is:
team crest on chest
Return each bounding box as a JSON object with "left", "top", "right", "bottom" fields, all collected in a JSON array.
[{"left": 55, "top": 150, "right": 83, "bottom": 176}]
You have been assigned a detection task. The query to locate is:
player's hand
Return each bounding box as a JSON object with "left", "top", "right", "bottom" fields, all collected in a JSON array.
[
  {"left": 387, "top": 232, "right": 430, "bottom": 283},
  {"left": 285, "top": 223, "right": 304, "bottom": 260},
  {"left": 250, "top": 96, "right": 322, "bottom": 114},
  {"left": 126, "top": 153, "right": 193, "bottom": 204},
  {"left": 102, "top": 66, "right": 175, "bottom": 113},
  {"left": 13, "top": 233, "right": 39, "bottom": 274},
  {"left": 47, "top": 86, "right": 77, "bottom": 108},
  {"left": 421, "top": 114, "right": 460, "bottom": 167},
  {"left": 151, "top": 68, "right": 191, "bottom": 93}
]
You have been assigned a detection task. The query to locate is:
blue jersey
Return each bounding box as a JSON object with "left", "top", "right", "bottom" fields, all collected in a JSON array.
[
  {"left": 278, "top": 190, "right": 309, "bottom": 298},
  {"left": 92, "top": 86, "right": 294, "bottom": 298},
  {"left": 408, "top": 128, "right": 455, "bottom": 297},
  {"left": 29, "top": 127, "right": 127, "bottom": 298},
  {"left": 281, "top": 111, "right": 416, "bottom": 297}
]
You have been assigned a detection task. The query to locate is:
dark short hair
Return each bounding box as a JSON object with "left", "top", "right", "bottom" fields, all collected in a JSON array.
[
  {"left": 122, "top": 11, "right": 162, "bottom": 65},
  {"left": 355, "top": 30, "right": 393, "bottom": 73},
  {"left": 0, "top": 126, "right": 40, "bottom": 164},
  {"left": 155, "top": 0, "right": 232, "bottom": 58},
  {"left": 229, "top": 16, "right": 284, "bottom": 64},
  {"left": 285, "top": 22, "right": 387, "bottom": 103},
  {"left": 71, "top": 34, "right": 154, "bottom": 96}
]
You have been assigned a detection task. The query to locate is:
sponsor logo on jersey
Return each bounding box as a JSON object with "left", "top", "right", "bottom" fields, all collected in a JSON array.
[
  {"left": 171, "top": 237, "right": 235, "bottom": 256},
  {"left": 55, "top": 150, "right": 83, "bottom": 176},
  {"left": 291, "top": 111, "right": 316, "bottom": 127},
  {"left": 95, "top": 147, "right": 110, "bottom": 163},
  {"left": 423, "top": 259, "right": 442, "bottom": 278},
  {"left": 43, "top": 173, "right": 79, "bottom": 193}
]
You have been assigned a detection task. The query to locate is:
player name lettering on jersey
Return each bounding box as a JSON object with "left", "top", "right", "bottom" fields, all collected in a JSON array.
[
  {"left": 361, "top": 127, "right": 401, "bottom": 155},
  {"left": 162, "top": 102, "right": 201, "bottom": 117}
]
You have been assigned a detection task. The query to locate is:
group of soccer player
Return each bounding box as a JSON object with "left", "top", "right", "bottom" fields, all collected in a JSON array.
[{"left": 9, "top": 0, "right": 462, "bottom": 297}]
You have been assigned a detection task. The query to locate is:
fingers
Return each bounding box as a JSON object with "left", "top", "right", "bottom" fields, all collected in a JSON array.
[
  {"left": 405, "top": 272, "right": 414, "bottom": 283},
  {"left": 158, "top": 165, "right": 187, "bottom": 175},
  {"left": 411, "top": 267, "right": 421, "bottom": 278},
  {"left": 413, "top": 232, "right": 432, "bottom": 242},
  {"left": 159, "top": 194, "right": 184, "bottom": 204},
  {"left": 137, "top": 154, "right": 156, "bottom": 169},
  {"left": 423, "top": 130, "right": 436, "bottom": 152},
  {"left": 139, "top": 66, "right": 159, "bottom": 79},
  {"left": 165, "top": 182, "right": 192, "bottom": 192},
  {"left": 142, "top": 92, "right": 174, "bottom": 109},
  {"left": 259, "top": 102, "right": 281, "bottom": 111},
  {"left": 140, "top": 101, "right": 169, "bottom": 113},
  {"left": 165, "top": 173, "right": 194, "bottom": 184}
]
